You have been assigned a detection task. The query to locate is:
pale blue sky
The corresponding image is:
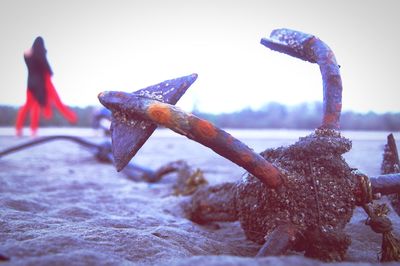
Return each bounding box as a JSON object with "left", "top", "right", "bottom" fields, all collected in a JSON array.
[{"left": 0, "top": 0, "right": 399, "bottom": 114}]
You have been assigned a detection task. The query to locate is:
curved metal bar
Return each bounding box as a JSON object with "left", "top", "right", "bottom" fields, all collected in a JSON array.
[
  {"left": 371, "top": 174, "right": 400, "bottom": 195},
  {"left": 99, "top": 92, "right": 283, "bottom": 189},
  {"left": 0, "top": 135, "right": 98, "bottom": 157},
  {"left": 261, "top": 28, "right": 342, "bottom": 129},
  {"left": 256, "top": 224, "right": 300, "bottom": 257},
  {"left": 0, "top": 135, "right": 163, "bottom": 183}
]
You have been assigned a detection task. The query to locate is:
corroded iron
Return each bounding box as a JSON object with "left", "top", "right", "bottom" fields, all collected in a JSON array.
[
  {"left": 0, "top": 136, "right": 172, "bottom": 183},
  {"left": 381, "top": 134, "right": 400, "bottom": 216},
  {"left": 101, "top": 74, "right": 198, "bottom": 171},
  {"left": 99, "top": 29, "right": 400, "bottom": 262},
  {"left": 184, "top": 128, "right": 357, "bottom": 261},
  {"left": 261, "top": 28, "right": 342, "bottom": 130},
  {"left": 371, "top": 174, "right": 400, "bottom": 196},
  {"left": 99, "top": 93, "right": 283, "bottom": 188}
]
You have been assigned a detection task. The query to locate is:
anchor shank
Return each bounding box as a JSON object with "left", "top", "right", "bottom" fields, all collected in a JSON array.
[
  {"left": 99, "top": 93, "right": 283, "bottom": 189},
  {"left": 371, "top": 174, "right": 400, "bottom": 195},
  {"left": 143, "top": 99, "right": 283, "bottom": 188}
]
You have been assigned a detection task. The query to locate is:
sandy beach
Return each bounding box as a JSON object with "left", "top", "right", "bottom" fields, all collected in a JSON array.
[{"left": 0, "top": 127, "right": 399, "bottom": 265}]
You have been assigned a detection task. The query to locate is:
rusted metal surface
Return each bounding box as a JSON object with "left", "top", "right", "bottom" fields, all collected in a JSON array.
[
  {"left": 381, "top": 134, "right": 400, "bottom": 215},
  {"left": 0, "top": 136, "right": 206, "bottom": 187},
  {"left": 261, "top": 28, "right": 342, "bottom": 130},
  {"left": 381, "top": 133, "right": 400, "bottom": 175},
  {"left": 99, "top": 93, "right": 283, "bottom": 189},
  {"left": 98, "top": 28, "right": 400, "bottom": 262},
  {"left": 185, "top": 128, "right": 356, "bottom": 261},
  {"left": 255, "top": 224, "right": 300, "bottom": 256},
  {"left": 99, "top": 29, "right": 345, "bottom": 187},
  {"left": 100, "top": 73, "right": 197, "bottom": 171},
  {"left": 0, "top": 136, "right": 100, "bottom": 157},
  {"left": 371, "top": 174, "right": 400, "bottom": 196},
  {"left": 184, "top": 182, "right": 238, "bottom": 223},
  {"left": 0, "top": 135, "right": 160, "bottom": 182}
]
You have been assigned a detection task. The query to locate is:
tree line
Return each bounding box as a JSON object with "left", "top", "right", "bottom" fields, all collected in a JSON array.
[
  {"left": 192, "top": 102, "right": 400, "bottom": 131},
  {"left": 0, "top": 105, "right": 95, "bottom": 128},
  {"left": 0, "top": 102, "right": 399, "bottom": 131}
]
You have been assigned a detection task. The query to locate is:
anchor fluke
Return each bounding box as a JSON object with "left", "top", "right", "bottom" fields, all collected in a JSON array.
[{"left": 98, "top": 73, "right": 197, "bottom": 171}]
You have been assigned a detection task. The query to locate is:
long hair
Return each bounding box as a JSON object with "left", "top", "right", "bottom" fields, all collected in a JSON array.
[
  {"left": 32, "top": 36, "right": 46, "bottom": 55},
  {"left": 31, "top": 36, "right": 53, "bottom": 75}
]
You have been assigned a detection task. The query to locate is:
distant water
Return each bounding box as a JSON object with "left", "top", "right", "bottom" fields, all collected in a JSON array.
[{"left": 1, "top": 127, "right": 398, "bottom": 141}]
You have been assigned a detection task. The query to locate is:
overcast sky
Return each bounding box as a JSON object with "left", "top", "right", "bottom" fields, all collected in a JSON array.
[{"left": 0, "top": 0, "right": 399, "bottom": 114}]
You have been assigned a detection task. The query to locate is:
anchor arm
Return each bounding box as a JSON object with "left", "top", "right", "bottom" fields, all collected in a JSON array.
[
  {"left": 261, "top": 28, "right": 342, "bottom": 130},
  {"left": 371, "top": 174, "right": 400, "bottom": 196},
  {"left": 256, "top": 224, "right": 301, "bottom": 257},
  {"left": 99, "top": 92, "right": 283, "bottom": 189},
  {"left": 0, "top": 135, "right": 164, "bottom": 182}
]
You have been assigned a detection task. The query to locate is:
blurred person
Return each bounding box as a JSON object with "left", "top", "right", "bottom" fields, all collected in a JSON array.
[
  {"left": 91, "top": 107, "right": 111, "bottom": 136},
  {"left": 15, "top": 37, "right": 77, "bottom": 136}
]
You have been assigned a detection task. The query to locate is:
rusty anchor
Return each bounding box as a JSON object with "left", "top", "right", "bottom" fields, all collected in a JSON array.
[
  {"left": 99, "top": 29, "right": 400, "bottom": 262},
  {"left": 1, "top": 74, "right": 207, "bottom": 191}
]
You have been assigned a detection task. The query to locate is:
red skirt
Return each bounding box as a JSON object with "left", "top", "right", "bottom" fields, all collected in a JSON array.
[{"left": 15, "top": 73, "right": 77, "bottom": 135}]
